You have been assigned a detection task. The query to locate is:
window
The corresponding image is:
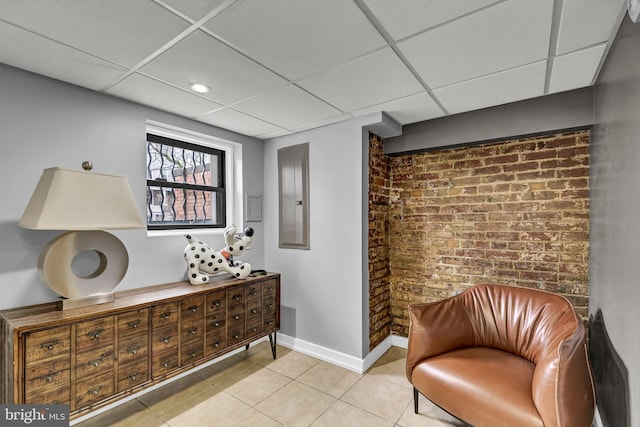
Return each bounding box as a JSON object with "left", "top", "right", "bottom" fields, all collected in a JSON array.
[{"left": 146, "top": 132, "right": 226, "bottom": 231}]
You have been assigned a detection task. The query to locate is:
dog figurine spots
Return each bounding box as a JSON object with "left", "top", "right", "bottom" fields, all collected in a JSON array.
[{"left": 184, "top": 225, "right": 253, "bottom": 284}]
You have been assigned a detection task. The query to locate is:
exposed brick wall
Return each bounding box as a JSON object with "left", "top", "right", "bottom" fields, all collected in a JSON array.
[
  {"left": 386, "top": 130, "right": 591, "bottom": 337},
  {"left": 368, "top": 133, "right": 391, "bottom": 349}
]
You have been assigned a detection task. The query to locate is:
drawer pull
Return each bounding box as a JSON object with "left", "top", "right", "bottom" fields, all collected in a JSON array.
[
  {"left": 127, "top": 345, "right": 139, "bottom": 355},
  {"left": 267, "top": 304, "right": 274, "bottom": 310},
  {"left": 211, "top": 300, "right": 221, "bottom": 308},
  {"left": 162, "top": 361, "right": 170, "bottom": 368},
  {"left": 251, "top": 309, "right": 258, "bottom": 314},
  {"left": 233, "top": 314, "right": 241, "bottom": 320},
  {"left": 127, "top": 320, "right": 140, "bottom": 329},
  {"left": 129, "top": 374, "right": 138, "bottom": 382},
  {"left": 41, "top": 371, "right": 58, "bottom": 382},
  {"left": 87, "top": 386, "right": 102, "bottom": 396},
  {"left": 265, "top": 321, "right": 272, "bottom": 326},
  {"left": 212, "top": 342, "right": 220, "bottom": 348},
  {"left": 212, "top": 321, "right": 221, "bottom": 327},
  {"left": 233, "top": 333, "right": 240, "bottom": 339},
  {"left": 251, "top": 327, "right": 258, "bottom": 332},
  {"left": 39, "top": 339, "right": 60, "bottom": 350},
  {"left": 160, "top": 311, "right": 172, "bottom": 320},
  {"left": 161, "top": 336, "right": 171, "bottom": 344},
  {"left": 250, "top": 289, "right": 258, "bottom": 296},
  {"left": 189, "top": 351, "right": 197, "bottom": 358},
  {"left": 189, "top": 305, "right": 198, "bottom": 312},
  {"left": 233, "top": 294, "right": 242, "bottom": 301},
  {"left": 188, "top": 327, "right": 198, "bottom": 335},
  {"left": 88, "top": 328, "right": 105, "bottom": 339},
  {"left": 266, "top": 286, "right": 273, "bottom": 292},
  {"left": 88, "top": 358, "right": 102, "bottom": 367}
]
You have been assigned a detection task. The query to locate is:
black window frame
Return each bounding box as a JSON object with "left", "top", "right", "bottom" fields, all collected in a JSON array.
[{"left": 146, "top": 133, "right": 226, "bottom": 231}]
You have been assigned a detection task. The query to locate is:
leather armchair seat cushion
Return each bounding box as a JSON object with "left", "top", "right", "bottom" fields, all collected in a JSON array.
[{"left": 412, "top": 347, "right": 542, "bottom": 427}]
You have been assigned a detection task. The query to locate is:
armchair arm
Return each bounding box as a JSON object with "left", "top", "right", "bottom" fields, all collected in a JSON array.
[{"left": 406, "top": 297, "right": 476, "bottom": 383}]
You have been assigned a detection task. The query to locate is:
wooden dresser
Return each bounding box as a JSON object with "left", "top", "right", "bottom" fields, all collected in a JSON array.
[{"left": 0, "top": 273, "right": 280, "bottom": 418}]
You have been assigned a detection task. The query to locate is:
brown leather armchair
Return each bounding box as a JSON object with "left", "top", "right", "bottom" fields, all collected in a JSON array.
[{"left": 406, "top": 283, "right": 595, "bottom": 427}]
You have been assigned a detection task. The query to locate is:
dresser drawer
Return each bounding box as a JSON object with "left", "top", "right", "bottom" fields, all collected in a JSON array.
[
  {"left": 25, "top": 326, "right": 71, "bottom": 363},
  {"left": 264, "top": 297, "right": 277, "bottom": 316},
  {"left": 245, "top": 284, "right": 262, "bottom": 301},
  {"left": 75, "top": 372, "right": 114, "bottom": 408},
  {"left": 152, "top": 302, "right": 178, "bottom": 328},
  {"left": 25, "top": 365, "right": 70, "bottom": 394},
  {"left": 205, "top": 332, "right": 226, "bottom": 355},
  {"left": 118, "top": 309, "right": 149, "bottom": 338},
  {"left": 181, "top": 317, "right": 204, "bottom": 343},
  {"left": 264, "top": 318, "right": 277, "bottom": 330},
  {"left": 227, "top": 326, "right": 245, "bottom": 344},
  {"left": 75, "top": 345, "right": 114, "bottom": 379},
  {"left": 228, "top": 302, "right": 245, "bottom": 320},
  {"left": 76, "top": 317, "right": 115, "bottom": 350},
  {"left": 206, "top": 291, "right": 227, "bottom": 313},
  {"left": 152, "top": 350, "right": 179, "bottom": 378},
  {"left": 25, "top": 383, "right": 70, "bottom": 405},
  {"left": 247, "top": 300, "right": 262, "bottom": 320},
  {"left": 207, "top": 312, "right": 226, "bottom": 330},
  {"left": 246, "top": 319, "right": 262, "bottom": 338},
  {"left": 152, "top": 325, "right": 178, "bottom": 352},
  {"left": 118, "top": 334, "right": 148, "bottom": 365},
  {"left": 181, "top": 296, "right": 204, "bottom": 320},
  {"left": 180, "top": 341, "right": 204, "bottom": 366},
  {"left": 227, "top": 290, "right": 244, "bottom": 305},
  {"left": 117, "top": 359, "right": 149, "bottom": 392},
  {"left": 263, "top": 280, "right": 278, "bottom": 297},
  {"left": 25, "top": 354, "right": 70, "bottom": 381}
]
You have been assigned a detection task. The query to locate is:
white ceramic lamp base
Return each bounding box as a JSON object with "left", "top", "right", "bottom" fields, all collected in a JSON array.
[{"left": 38, "top": 230, "right": 129, "bottom": 310}]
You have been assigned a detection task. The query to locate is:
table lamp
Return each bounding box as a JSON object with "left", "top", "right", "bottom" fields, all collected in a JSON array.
[{"left": 19, "top": 162, "right": 145, "bottom": 310}]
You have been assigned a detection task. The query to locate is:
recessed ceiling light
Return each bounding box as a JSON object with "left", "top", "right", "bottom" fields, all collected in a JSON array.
[{"left": 189, "top": 83, "right": 211, "bottom": 93}]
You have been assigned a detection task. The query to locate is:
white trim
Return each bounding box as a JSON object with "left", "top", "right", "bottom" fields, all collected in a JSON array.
[
  {"left": 593, "top": 406, "right": 603, "bottom": 427},
  {"left": 277, "top": 333, "right": 402, "bottom": 374},
  {"left": 391, "top": 334, "right": 409, "bottom": 349},
  {"left": 277, "top": 333, "right": 366, "bottom": 373},
  {"left": 362, "top": 336, "right": 392, "bottom": 372}
]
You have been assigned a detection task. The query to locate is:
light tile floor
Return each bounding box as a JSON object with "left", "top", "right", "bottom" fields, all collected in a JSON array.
[{"left": 74, "top": 342, "right": 465, "bottom": 427}]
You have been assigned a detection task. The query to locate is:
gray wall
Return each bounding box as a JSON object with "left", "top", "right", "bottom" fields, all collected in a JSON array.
[
  {"left": 385, "top": 87, "right": 593, "bottom": 155},
  {"left": 591, "top": 16, "right": 640, "bottom": 425},
  {"left": 0, "top": 63, "right": 265, "bottom": 310}
]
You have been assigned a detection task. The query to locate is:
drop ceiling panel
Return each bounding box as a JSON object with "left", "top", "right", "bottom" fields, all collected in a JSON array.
[
  {"left": 204, "top": 0, "right": 387, "bottom": 80},
  {"left": 398, "top": 0, "right": 553, "bottom": 89},
  {"left": 352, "top": 92, "right": 445, "bottom": 125},
  {"left": 0, "top": 0, "right": 190, "bottom": 67},
  {"left": 362, "top": 0, "right": 502, "bottom": 41},
  {"left": 297, "top": 48, "right": 424, "bottom": 112},
  {"left": 434, "top": 61, "right": 547, "bottom": 115},
  {"left": 158, "top": 0, "right": 228, "bottom": 22},
  {"left": 232, "top": 85, "right": 341, "bottom": 129},
  {"left": 141, "top": 30, "right": 288, "bottom": 105},
  {"left": 289, "top": 113, "right": 355, "bottom": 133},
  {"left": 197, "top": 108, "right": 281, "bottom": 137},
  {"left": 549, "top": 44, "right": 607, "bottom": 94},
  {"left": 107, "top": 73, "right": 224, "bottom": 117},
  {"left": 0, "top": 22, "right": 126, "bottom": 90},
  {"left": 556, "top": 0, "right": 626, "bottom": 55}
]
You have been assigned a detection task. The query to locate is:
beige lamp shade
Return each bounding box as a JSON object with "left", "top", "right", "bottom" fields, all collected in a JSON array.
[
  {"left": 19, "top": 167, "right": 144, "bottom": 310},
  {"left": 19, "top": 167, "right": 145, "bottom": 230}
]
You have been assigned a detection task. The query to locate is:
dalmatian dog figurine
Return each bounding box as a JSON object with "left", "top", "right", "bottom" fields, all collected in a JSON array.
[{"left": 184, "top": 225, "right": 253, "bottom": 285}]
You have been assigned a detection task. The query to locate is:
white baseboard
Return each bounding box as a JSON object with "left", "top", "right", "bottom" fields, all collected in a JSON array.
[
  {"left": 277, "top": 333, "right": 405, "bottom": 374},
  {"left": 593, "top": 406, "right": 603, "bottom": 427}
]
